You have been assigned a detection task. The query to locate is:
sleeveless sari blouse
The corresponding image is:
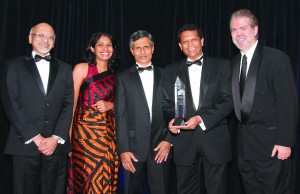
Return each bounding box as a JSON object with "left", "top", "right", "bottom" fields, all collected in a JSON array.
[{"left": 78, "top": 63, "right": 115, "bottom": 108}]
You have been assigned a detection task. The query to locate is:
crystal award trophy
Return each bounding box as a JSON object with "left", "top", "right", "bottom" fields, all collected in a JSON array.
[{"left": 173, "top": 77, "right": 186, "bottom": 126}]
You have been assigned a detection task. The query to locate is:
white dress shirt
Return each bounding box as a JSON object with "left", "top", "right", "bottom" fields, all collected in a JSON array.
[
  {"left": 187, "top": 55, "right": 206, "bottom": 130},
  {"left": 137, "top": 63, "right": 154, "bottom": 122},
  {"left": 240, "top": 40, "right": 258, "bottom": 78},
  {"left": 33, "top": 51, "right": 50, "bottom": 93}
]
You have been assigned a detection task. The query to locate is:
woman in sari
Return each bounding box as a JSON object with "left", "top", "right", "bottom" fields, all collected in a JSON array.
[{"left": 69, "top": 32, "right": 119, "bottom": 194}]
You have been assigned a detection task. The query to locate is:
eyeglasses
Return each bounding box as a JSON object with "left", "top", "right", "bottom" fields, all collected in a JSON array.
[{"left": 31, "top": 33, "right": 56, "bottom": 41}]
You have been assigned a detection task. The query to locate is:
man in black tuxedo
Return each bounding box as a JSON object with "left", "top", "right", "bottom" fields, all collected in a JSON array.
[
  {"left": 115, "top": 30, "right": 171, "bottom": 194},
  {"left": 230, "top": 9, "right": 298, "bottom": 194},
  {"left": 162, "top": 24, "right": 233, "bottom": 194},
  {"left": 2, "top": 23, "right": 74, "bottom": 194}
]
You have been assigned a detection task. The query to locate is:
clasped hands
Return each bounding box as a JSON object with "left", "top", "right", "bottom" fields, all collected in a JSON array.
[
  {"left": 33, "top": 135, "right": 58, "bottom": 156},
  {"left": 168, "top": 115, "right": 202, "bottom": 134}
]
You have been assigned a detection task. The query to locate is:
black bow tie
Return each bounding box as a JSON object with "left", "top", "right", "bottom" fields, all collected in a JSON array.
[
  {"left": 34, "top": 55, "right": 51, "bottom": 62},
  {"left": 137, "top": 65, "right": 153, "bottom": 73},
  {"left": 186, "top": 58, "right": 202, "bottom": 67}
]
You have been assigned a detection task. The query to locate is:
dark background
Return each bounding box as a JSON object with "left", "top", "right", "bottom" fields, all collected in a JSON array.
[{"left": 1, "top": 0, "right": 299, "bottom": 193}]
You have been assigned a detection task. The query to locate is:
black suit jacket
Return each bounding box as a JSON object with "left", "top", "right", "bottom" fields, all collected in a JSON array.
[
  {"left": 162, "top": 56, "right": 232, "bottom": 165},
  {"left": 115, "top": 65, "right": 168, "bottom": 162},
  {"left": 2, "top": 55, "right": 74, "bottom": 156},
  {"left": 232, "top": 43, "right": 298, "bottom": 160}
]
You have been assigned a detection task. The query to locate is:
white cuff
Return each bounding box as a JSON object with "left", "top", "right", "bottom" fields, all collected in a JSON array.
[
  {"left": 25, "top": 134, "right": 40, "bottom": 144},
  {"left": 199, "top": 118, "right": 206, "bottom": 131},
  {"left": 52, "top": 135, "right": 65, "bottom": 144}
]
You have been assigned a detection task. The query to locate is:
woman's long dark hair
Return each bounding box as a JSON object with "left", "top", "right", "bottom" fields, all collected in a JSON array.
[{"left": 83, "top": 32, "right": 119, "bottom": 72}]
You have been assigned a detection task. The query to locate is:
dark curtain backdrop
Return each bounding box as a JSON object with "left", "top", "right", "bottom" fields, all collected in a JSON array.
[{"left": 1, "top": 0, "right": 299, "bottom": 193}]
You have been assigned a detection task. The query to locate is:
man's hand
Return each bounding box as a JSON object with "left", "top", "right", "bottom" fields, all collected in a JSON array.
[
  {"left": 180, "top": 115, "right": 202, "bottom": 130},
  {"left": 38, "top": 136, "right": 58, "bottom": 156},
  {"left": 271, "top": 145, "right": 291, "bottom": 160},
  {"left": 33, "top": 135, "right": 45, "bottom": 147},
  {"left": 120, "top": 152, "right": 138, "bottom": 173},
  {"left": 168, "top": 116, "right": 202, "bottom": 134},
  {"left": 168, "top": 119, "right": 181, "bottom": 134},
  {"left": 154, "top": 141, "right": 171, "bottom": 163}
]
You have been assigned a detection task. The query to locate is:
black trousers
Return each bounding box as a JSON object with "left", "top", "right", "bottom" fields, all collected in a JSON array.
[
  {"left": 12, "top": 154, "right": 68, "bottom": 194},
  {"left": 238, "top": 156, "right": 292, "bottom": 194},
  {"left": 123, "top": 153, "right": 168, "bottom": 194},
  {"left": 176, "top": 155, "right": 227, "bottom": 194},
  {"left": 176, "top": 139, "right": 228, "bottom": 194}
]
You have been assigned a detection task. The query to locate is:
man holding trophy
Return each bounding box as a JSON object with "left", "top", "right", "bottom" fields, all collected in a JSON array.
[{"left": 162, "top": 24, "right": 233, "bottom": 194}]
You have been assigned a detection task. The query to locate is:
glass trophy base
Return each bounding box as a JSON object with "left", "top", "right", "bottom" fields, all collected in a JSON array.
[{"left": 173, "top": 117, "right": 185, "bottom": 126}]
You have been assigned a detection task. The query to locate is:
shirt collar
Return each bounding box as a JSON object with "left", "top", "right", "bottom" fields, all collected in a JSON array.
[
  {"left": 136, "top": 62, "right": 152, "bottom": 68},
  {"left": 187, "top": 53, "right": 203, "bottom": 62},
  {"left": 32, "top": 51, "right": 50, "bottom": 58},
  {"left": 240, "top": 40, "right": 258, "bottom": 59}
]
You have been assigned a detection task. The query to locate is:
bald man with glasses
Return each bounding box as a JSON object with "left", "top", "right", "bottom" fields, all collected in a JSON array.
[{"left": 2, "top": 22, "right": 74, "bottom": 194}]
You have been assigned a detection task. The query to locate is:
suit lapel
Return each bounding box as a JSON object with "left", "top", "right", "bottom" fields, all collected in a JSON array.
[
  {"left": 232, "top": 55, "right": 242, "bottom": 121},
  {"left": 130, "top": 66, "right": 149, "bottom": 109},
  {"left": 152, "top": 65, "right": 161, "bottom": 100},
  {"left": 198, "top": 57, "right": 209, "bottom": 110},
  {"left": 177, "top": 60, "right": 195, "bottom": 113},
  {"left": 47, "top": 59, "right": 59, "bottom": 95},
  {"left": 24, "top": 56, "right": 46, "bottom": 95},
  {"left": 241, "top": 44, "right": 262, "bottom": 121}
]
